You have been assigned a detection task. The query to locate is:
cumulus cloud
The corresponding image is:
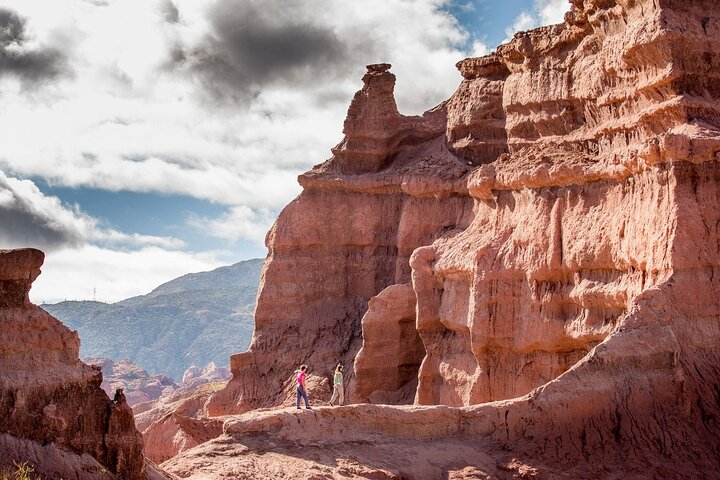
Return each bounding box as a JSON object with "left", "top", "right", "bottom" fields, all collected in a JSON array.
[
  {"left": 0, "top": 170, "right": 222, "bottom": 304},
  {"left": 0, "top": 7, "right": 67, "bottom": 83},
  {"left": 505, "top": 11, "right": 537, "bottom": 40},
  {"left": 536, "top": 0, "right": 570, "bottom": 25},
  {"left": 176, "top": 0, "right": 349, "bottom": 104},
  {"left": 0, "top": 171, "right": 185, "bottom": 251},
  {"left": 0, "top": 172, "right": 83, "bottom": 250},
  {"left": 453, "top": 1, "right": 477, "bottom": 13},
  {"left": 160, "top": 0, "right": 178, "bottom": 23},
  {"left": 469, "top": 40, "right": 490, "bottom": 57},
  {"left": 0, "top": 0, "right": 472, "bottom": 212}
]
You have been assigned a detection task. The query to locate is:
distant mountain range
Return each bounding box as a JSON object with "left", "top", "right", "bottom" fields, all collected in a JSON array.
[{"left": 43, "top": 258, "right": 264, "bottom": 379}]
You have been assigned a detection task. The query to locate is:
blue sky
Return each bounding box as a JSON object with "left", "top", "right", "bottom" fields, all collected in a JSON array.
[
  {"left": 0, "top": 0, "right": 568, "bottom": 302},
  {"left": 447, "top": 0, "right": 541, "bottom": 45},
  {"left": 33, "top": 179, "right": 258, "bottom": 256}
]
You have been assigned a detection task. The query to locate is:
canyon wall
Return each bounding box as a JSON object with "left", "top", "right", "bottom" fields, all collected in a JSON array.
[
  {"left": 209, "top": 4, "right": 720, "bottom": 473},
  {"left": 0, "top": 249, "right": 149, "bottom": 479},
  {"left": 207, "top": 64, "right": 475, "bottom": 413},
  {"left": 408, "top": 0, "right": 720, "bottom": 406}
]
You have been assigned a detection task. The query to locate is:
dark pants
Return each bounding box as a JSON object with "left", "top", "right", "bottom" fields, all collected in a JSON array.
[{"left": 296, "top": 385, "right": 309, "bottom": 407}]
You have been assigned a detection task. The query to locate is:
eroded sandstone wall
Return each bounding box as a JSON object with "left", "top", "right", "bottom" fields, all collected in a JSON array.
[
  {"left": 0, "top": 249, "right": 146, "bottom": 479},
  {"left": 409, "top": 0, "right": 720, "bottom": 406},
  {"left": 210, "top": 0, "right": 720, "bottom": 436},
  {"left": 414, "top": 166, "right": 675, "bottom": 406},
  {"left": 208, "top": 163, "right": 474, "bottom": 413}
]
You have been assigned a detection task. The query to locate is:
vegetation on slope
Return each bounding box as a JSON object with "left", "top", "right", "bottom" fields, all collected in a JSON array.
[{"left": 43, "top": 258, "right": 263, "bottom": 379}]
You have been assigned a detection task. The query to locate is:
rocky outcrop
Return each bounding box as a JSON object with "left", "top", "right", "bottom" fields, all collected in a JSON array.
[
  {"left": 207, "top": 70, "right": 474, "bottom": 413},
  {"left": 352, "top": 283, "right": 424, "bottom": 404},
  {"left": 128, "top": 364, "right": 230, "bottom": 464},
  {"left": 162, "top": 405, "right": 518, "bottom": 479},
  {"left": 411, "top": 0, "right": 720, "bottom": 406},
  {"left": 331, "top": 63, "right": 448, "bottom": 175},
  {"left": 180, "top": 362, "right": 231, "bottom": 389},
  {"left": 0, "top": 249, "right": 149, "bottom": 479},
  {"left": 88, "top": 357, "right": 178, "bottom": 407},
  {"left": 0, "top": 434, "right": 169, "bottom": 480},
  {"left": 202, "top": 0, "right": 720, "bottom": 476},
  {"left": 447, "top": 53, "right": 509, "bottom": 164},
  {"left": 86, "top": 358, "right": 230, "bottom": 410},
  {"left": 134, "top": 381, "right": 227, "bottom": 465}
]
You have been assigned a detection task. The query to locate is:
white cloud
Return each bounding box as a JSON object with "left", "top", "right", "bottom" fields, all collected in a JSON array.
[
  {"left": 537, "top": 0, "right": 569, "bottom": 25},
  {"left": 31, "top": 244, "right": 227, "bottom": 303},
  {"left": 469, "top": 40, "right": 490, "bottom": 58},
  {"left": 0, "top": 0, "right": 488, "bottom": 303},
  {"left": 0, "top": 171, "right": 185, "bottom": 251},
  {"left": 506, "top": 11, "right": 537, "bottom": 40},
  {"left": 504, "top": 0, "right": 568, "bottom": 42},
  {"left": 0, "top": 171, "right": 222, "bottom": 304},
  {"left": 188, "top": 205, "right": 276, "bottom": 245},
  {"left": 449, "top": 1, "right": 476, "bottom": 13},
  {"left": 0, "top": 0, "right": 473, "bottom": 213}
]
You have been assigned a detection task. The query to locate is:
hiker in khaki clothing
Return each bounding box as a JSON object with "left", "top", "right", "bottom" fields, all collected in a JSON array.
[{"left": 329, "top": 363, "right": 344, "bottom": 406}]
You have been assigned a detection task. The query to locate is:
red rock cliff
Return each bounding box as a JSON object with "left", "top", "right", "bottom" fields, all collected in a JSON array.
[
  {"left": 0, "top": 249, "right": 147, "bottom": 479},
  {"left": 208, "top": 0, "right": 720, "bottom": 473}
]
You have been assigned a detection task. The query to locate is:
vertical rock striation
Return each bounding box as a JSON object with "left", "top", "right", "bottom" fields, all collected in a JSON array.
[
  {"left": 0, "top": 249, "right": 147, "bottom": 479},
  {"left": 412, "top": 0, "right": 720, "bottom": 406}
]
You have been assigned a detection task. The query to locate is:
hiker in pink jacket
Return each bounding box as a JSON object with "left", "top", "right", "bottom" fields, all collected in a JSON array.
[{"left": 296, "top": 364, "right": 311, "bottom": 409}]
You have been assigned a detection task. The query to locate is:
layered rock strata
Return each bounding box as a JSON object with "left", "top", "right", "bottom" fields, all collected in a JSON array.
[
  {"left": 0, "top": 249, "right": 148, "bottom": 479},
  {"left": 446, "top": 53, "right": 509, "bottom": 164},
  {"left": 206, "top": 0, "right": 720, "bottom": 475}
]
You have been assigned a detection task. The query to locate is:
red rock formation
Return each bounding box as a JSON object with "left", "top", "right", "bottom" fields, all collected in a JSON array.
[
  {"left": 136, "top": 383, "right": 224, "bottom": 464},
  {"left": 446, "top": 53, "right": 509, "bottom": 164},
  {"left": 199, "top": 0, "right": 720, "bottom": 476},
  {"left": 413, "top": 0, "right": 720, "bottom": 406},
  {"left": 89, "top": 357, "right": 178, "bottom": 407},
  {"left": 352, "top": 283, "right": 424, "bottom": 404},
  {"left": 332, "top": 63, "right": 448, "bottom": 175},
  {"left": 207, "top": 63, "right": 474, "bottom": 415},
  {"left": 141, "top": 410, "right": 222, "bottom": 465},
  {"left": 0, "top": 249, "right": 151, "bottom": 479}
]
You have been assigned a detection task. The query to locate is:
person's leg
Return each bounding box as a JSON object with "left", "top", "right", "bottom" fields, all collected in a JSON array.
[
  {"left": 339, "top": 385, "right": 344, "bottom": 406},
  {"left": 296, "top": 386, "right": 302, "bottom": 408},
  {"left": 302, "top": 387, "right": 310, "bottom": 408},
  {"left": 330, "top": 385, "right": 338, "bottom": 405}
]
